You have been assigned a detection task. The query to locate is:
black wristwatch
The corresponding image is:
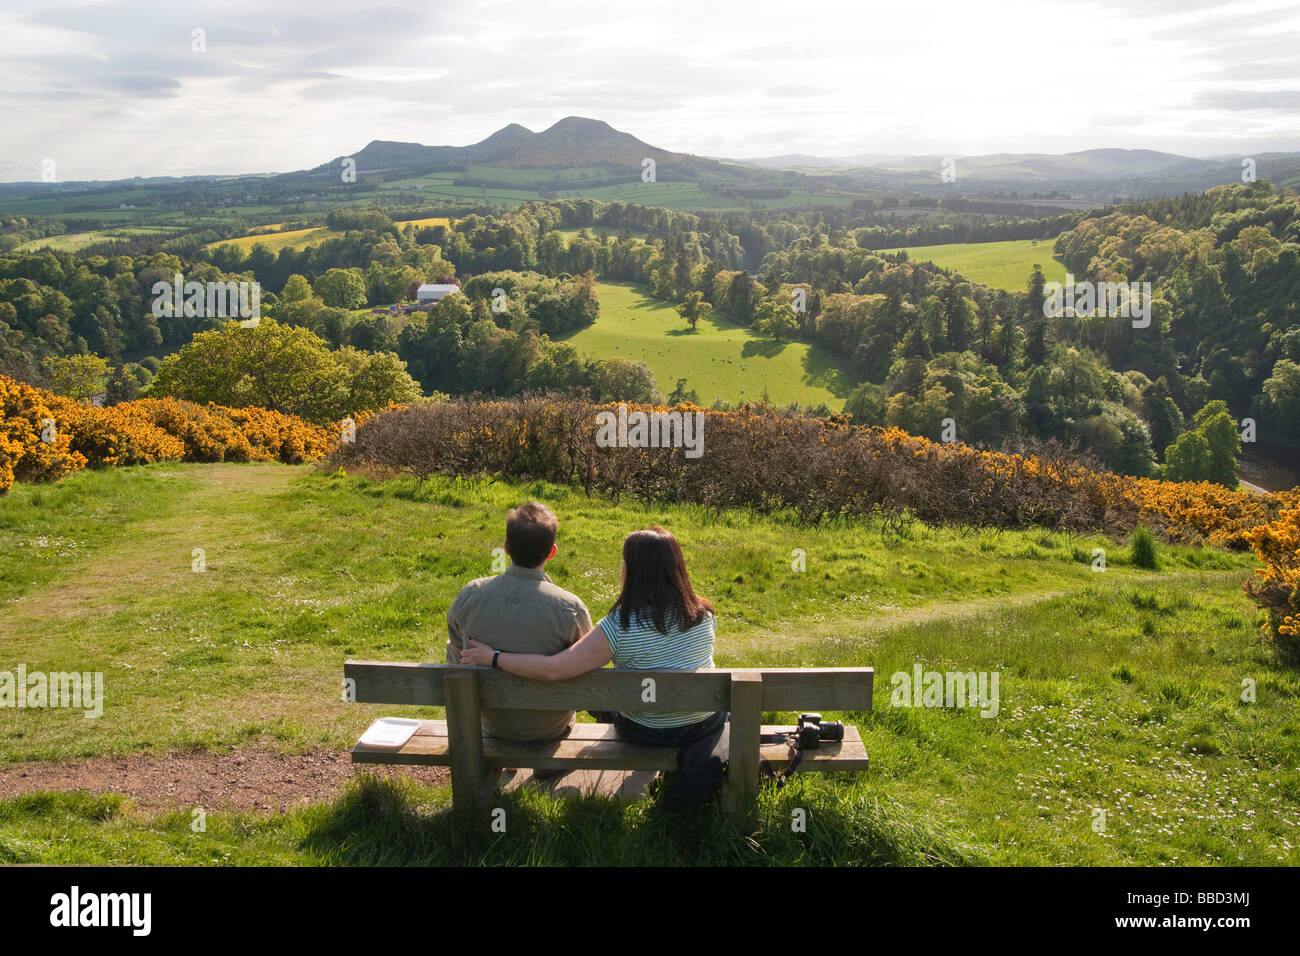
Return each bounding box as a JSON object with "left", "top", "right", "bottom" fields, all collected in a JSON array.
[{"left": 491, "top": 650, "right": 502, "bottom": 670}]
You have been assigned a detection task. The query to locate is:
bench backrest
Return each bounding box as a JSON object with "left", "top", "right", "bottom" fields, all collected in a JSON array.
[{"left": 344, "top": 661, "right": 874, "bottom": 713}]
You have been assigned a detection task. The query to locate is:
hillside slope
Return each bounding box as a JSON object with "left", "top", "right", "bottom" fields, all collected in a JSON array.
[{"left": 0, "top": 462, "right": 1292, "bottom": 866}]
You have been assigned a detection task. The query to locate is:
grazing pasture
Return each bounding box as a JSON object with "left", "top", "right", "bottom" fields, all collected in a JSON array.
[
  {"left": 877, "top": 237, "right": 1070, "bottom": 291},
  {"left": 564, "top": 281, "right": 855, "bottom": 408}
]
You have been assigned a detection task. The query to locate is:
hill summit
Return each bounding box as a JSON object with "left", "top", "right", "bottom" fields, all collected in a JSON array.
[{"left": 329, "top": 116, "right": 691, "bottom": 173}]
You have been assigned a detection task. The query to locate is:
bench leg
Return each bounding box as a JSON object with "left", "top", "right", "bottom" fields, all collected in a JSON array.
[
  {"left": 724, "top": 672, "right": 763, "bottom": 830},
  {"left": 444, "top": 671, "right": 487, "bottom": 822},
  {"left": 477, "top": 764, "right": 506, "bottom": 803}
]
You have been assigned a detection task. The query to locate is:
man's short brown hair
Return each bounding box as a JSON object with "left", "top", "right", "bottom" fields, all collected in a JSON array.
[{"left": 505, "top": 502, "right": 558, "bottom": 568}]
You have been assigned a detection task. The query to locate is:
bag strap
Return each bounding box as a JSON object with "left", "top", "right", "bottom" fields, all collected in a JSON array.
[{"left": 757, "top": 731, "right": 804, "bottom": 788}]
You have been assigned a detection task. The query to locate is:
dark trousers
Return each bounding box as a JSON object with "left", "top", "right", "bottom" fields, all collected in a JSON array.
[
  {"left": 589, "top": 711, "right": 729, "bottom": 810},
  {"left": 609, "top": 710, "right": 726, "bottom": 747}
]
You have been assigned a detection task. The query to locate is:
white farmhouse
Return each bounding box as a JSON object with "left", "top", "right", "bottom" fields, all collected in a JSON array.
[{"left": 416, "top": 283, "right": 461, "bottom": 307}]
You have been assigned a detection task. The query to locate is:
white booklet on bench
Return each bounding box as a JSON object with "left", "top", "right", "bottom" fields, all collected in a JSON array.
[{"left": 358, "top": 717, "right": 422, "bottom": 748}]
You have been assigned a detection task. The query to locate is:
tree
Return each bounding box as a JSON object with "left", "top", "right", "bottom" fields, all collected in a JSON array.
[
  {"left": 1079, "top": 404, "right": 1155, "bottom": 477},
  {"left": 943, "top": 282, "right": 973, "bottom": 353},
  {"left": 42, "top": 353, "right": 109, "bottom": 401},
  {"left": 845, "top": 382, "right": 888, "bottom": 425},
  {"left": 754, "top": 299, "right": 797, "bottom": 343},
  {"left": 727, "top": 272, "right": 759, "bottom": 324},
  {"left": 589, "top": 358, "right": 659, "bottom": 403},
  {"left": 1025, "top": 265, "right": 1046, "bottom": 321},
  {"left": 313, "top": 268, "right": 368, "bottom": 310},
  {"left": 275, "top": 296, "right": 353, "bottom": 348},
  {"left": 1162, "top": 399, "right": 1240, "bottom": 487},
  {"left": 668, "top": 378, "right": 699, "bottom": 405},
  {"left": 149, "top": 318, "right": 419, "bottom": 424},
  {"left": 525, "top": 342, "right": 588, "bottom": 392},
  {"left": 1025, "top": 315, "right": 1049, "bottom": 366},
  {"left": 335, "top": 346, "right": 422, "bottom": 414},
  {"left": 1163, "top": 430, "right": 1212, "bottom": 483},
  {"left": 104, "top": 362, "right": 139, "bottom": 405},
  {"left": 1262, "top": 359, "right": 1300, "bottom": 436},
  {"left": 1141, "top": 378, "right": 1183, "bottom": 462},
  {"left": 279, "top": 274, "right": 313, "bottom": 304},
  {"left": 899, "top": 325, "right": 932, "bottom": 362},
  {"left": 676, "top": 291, "right": 711, "bottom": 331},
  {"left": 1194, "top": 400, "right": 1241, "bottom": 488}
]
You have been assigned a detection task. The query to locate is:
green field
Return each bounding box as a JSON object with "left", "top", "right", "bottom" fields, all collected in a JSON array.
[
  {"left": 566, "top": 282, "right": 855, "bottom": 408},
  {"left": 203, "top": 226, "right": 342, "bottom": 254},
  {"left": 1, "top": 462, "right": 1294, "bottom": 866},
  {"left": 394, "top": 217, "right": 451, "bottom": 230},
  {"left": 554, "top": 226, "right": 647, "bottom": 244},
  {"left": 464, "top": 165, "right": 614, "bottom": 185},
  {"left": 16, "top": 225, "right": 178, "bottom": 252},
  {"left": 376, "top": 179, "right": 550, "bottom": 205},
  {"left": 878, "top": 238, "right": 1069, "bottom": 292}
]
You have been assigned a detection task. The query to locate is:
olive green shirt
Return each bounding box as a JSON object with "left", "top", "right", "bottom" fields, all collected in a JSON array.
[{"left": 444, "top": 564, "right": 592, "bottom": 741}]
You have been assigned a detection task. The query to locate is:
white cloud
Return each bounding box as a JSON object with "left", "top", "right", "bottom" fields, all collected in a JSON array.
[{"left": 0, "top": 0, "right": 1296, "bottom": 180}]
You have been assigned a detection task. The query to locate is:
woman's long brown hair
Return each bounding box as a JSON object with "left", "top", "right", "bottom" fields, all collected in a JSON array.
[{"left": 611, "top": 526, "right": 714, "bottom": 633}]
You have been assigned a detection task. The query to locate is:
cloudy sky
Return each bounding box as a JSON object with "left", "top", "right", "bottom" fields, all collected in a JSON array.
[{"left": 1, "top": 0, "right": 1298, "bottom": 182}]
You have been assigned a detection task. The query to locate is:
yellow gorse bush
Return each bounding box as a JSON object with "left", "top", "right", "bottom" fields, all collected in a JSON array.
[
  {"left": 0, "top": 375, "right": 339, "bottom": 493},
  {"left": 1244, "top": 503, "right": 1300, "bottom": 657}
]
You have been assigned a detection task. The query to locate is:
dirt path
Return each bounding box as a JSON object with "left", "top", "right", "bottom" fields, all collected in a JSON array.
[{"left": 0, "top": 748, "right": 447, "bottom": 813}]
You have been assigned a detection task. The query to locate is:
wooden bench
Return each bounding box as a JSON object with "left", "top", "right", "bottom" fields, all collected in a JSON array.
[{"left": 343, "top": 661, "right": 873, "bottom": 827}]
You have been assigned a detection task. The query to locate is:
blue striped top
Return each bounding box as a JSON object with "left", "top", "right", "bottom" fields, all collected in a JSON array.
[{"left": 598, "top": 609, "right": 717, "bottom": 728}]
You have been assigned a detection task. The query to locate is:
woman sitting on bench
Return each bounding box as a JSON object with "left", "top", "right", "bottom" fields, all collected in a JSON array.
[{"left": 458, "top": 525, "right": 724, "bottom": 749}]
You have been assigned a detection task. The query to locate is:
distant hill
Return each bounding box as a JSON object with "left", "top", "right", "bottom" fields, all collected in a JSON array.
[
  {"left": 727, "top": 145, "right": 1300, "bottom": 198},
  {"left": 724, "top": 153, "right": 905, "bottom": 169},
  {"left": 742, "top": 148, "right": 1196, "bottom": 179},
  {"left": 7, "top": 117, "right": 1299, "bottom": 223},
  {"left": 871, "top": 148, "right": 1197, "bottom": 181},
  {"left": 316, "top": 116, "right": 707, "bottom": 177},
  {"left": 313, "top": 119, "right": 1299, "bottom": 205}
]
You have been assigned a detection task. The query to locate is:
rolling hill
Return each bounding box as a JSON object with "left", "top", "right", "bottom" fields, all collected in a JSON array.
[{"left": 316, "top": 116, "right": 718, "bottom": 179}]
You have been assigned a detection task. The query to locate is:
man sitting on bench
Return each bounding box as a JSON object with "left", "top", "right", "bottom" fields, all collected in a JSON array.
[{"left": 444, "top": 502, "right": 592, "bottom": 742}]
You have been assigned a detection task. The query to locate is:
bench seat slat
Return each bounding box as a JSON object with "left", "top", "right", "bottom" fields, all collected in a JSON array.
[
  {"left": 345, "top": 661, "right": 873, "bottom": 712},
  {"left": 352, "top": 720, "right": 870, "bottom": 772}
]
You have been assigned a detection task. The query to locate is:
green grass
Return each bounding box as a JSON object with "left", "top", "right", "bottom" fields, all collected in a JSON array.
[
  {"left": 877, "top": 238, "right": 1069, "bottom": 292},
  {"left": 553, "top": 226, "right": 648, "bottom": 244},
  {"left": 16, "top": 225, "right": 178, "bottom": 252},
  {"left": 203, "top": 226, "right": 342, "bottom": 254},
  {"left": 0, "top": 776, "right": 974, "bottom": 866},
  {"left": 380, "top": 182, "right": 550, "bottom": 205},
  {"left": 464, "top": 165, "right": 614, "bottom": 186},
  {"left": 1, "top": 461, "right": 1295, "bottom": 865},
  {"left": 567, "top": 281, "right": 855, "bottom": 408}
]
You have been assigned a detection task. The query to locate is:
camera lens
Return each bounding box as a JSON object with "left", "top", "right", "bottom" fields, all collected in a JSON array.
[{"left": 819, "top": 721, "right": 844, "bottom": 742}]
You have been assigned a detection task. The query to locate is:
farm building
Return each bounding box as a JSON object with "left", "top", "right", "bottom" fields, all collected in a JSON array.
[{"left": 416, "top": 283, "right": 461, "bottom": 307}]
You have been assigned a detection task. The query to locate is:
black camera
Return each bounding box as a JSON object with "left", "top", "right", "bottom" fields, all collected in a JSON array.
[{"left": 796, "top": 713, "right": 844, "bottom": 749}]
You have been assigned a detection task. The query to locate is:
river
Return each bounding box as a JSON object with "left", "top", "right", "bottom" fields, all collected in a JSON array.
[{"left": 1237, "top": 446, "right": 1299, "bottom": 494}]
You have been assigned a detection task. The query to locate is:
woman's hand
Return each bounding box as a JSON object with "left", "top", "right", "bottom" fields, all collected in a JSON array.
[
  {"left": 459, "top": 639, "right": 495, "bottom": 667},
  {"left": 456, "top": 627, "right": 612, "bottom": 681}
]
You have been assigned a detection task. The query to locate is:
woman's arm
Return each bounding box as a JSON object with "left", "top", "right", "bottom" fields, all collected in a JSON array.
[{"left": 459, "top": 624, "right": 612, "bottom": 681}]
